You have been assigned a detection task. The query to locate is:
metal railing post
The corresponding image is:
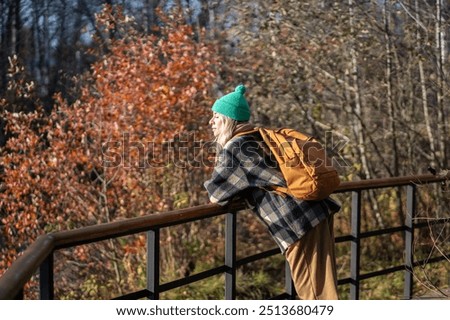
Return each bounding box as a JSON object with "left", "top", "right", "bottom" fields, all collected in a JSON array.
[
  {"left": 39, "top": 254, "right": 54, "bottom": 300},
  {"left": 225, "top": 211, "right": 237, "bottom": 300},
  {"left": 404, "top": 184, "right": 416, "bottom": 299},
  {"left": 1, "top": 174, "right": 448, "bottom": 300},
  {"left": 147, "top": 229, "right": 160, "bottom": 300},
  {"left": 14, "top": 289, "right": 24, "bottom": 300},
  {"left": 285, "top": 260, "right": 296, "bottom": 299},
  {"left": 350, "top": 190, "right": 361, "bottom": 300}
]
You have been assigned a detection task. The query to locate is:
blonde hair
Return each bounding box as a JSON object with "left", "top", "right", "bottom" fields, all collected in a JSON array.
[{"left": 215, "top": 113, "right": 238, "bottom": 148}]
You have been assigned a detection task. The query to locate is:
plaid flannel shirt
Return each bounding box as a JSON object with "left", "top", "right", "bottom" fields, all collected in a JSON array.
[{"left": 204, "top": 134, "right": 341, "bottom": 254}]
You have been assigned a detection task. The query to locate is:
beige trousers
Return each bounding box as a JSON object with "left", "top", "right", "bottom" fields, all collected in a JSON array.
[{"left": 285, "top": 215, "right": 338, "bottom": 300}]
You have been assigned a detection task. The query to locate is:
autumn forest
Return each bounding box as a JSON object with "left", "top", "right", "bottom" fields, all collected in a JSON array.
[{"left": 0, "top": 0, "right": 449, "bottom": 299}]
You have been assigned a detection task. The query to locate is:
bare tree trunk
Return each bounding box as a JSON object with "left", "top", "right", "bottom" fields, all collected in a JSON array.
[
  {"left": 144, "top": 0, "right": 160, "bottom": 33},
  {"left": 348, "top": 3, "right": 370, "bottom": 180},
  {"left": 383, "top": 0, "right": 406, "bottom": 224},
  {"left": 31, "top": 0, "right": 50, "bottom": 98},
  {"left": 2, "top": 0, "right": 22, "bottom": 93},
  {"left": 197, "top": 0, "right": 210, "bottom": 28},
  {"left": 5, "top": 0, "right": 21, "bottom": 55},
  {"left": 414, "top": 0, "right": 438, "bottom": 168},
  {"left": 435, "top": 0, "right": 448, "bottom": 168},
  {"left": 50, "top": 0, "right": 67, "bottom": 102},
  {"left": 0, "top": 0, "right": 8, "bottom": 90},
  {"left": 348, "top": 0, "right": 385, "bottom": 228},
  {"left": 174, "top": 0, "right": 190, "bottom": 24},
  {"left": 383, "top": 0, "right": 400, "bottom": 177}
]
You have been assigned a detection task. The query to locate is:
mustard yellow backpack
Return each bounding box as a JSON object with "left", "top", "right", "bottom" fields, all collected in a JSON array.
[{"left": 238, "top": 127, "right": 340, "bottom": 200}]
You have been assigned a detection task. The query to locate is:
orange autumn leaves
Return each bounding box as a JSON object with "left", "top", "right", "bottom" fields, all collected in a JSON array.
[{"left": 0, "top": 6, "right": 218, "bottom": 279}]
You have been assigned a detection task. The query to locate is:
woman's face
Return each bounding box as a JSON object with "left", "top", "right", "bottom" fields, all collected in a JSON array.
[{"left": 209, "top": 112, "right": 224, "bottom": 138}]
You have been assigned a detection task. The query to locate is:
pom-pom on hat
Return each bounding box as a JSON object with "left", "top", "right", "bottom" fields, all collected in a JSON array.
[{"left": 212, "top": 84, "right": 250, "bottom": 121}]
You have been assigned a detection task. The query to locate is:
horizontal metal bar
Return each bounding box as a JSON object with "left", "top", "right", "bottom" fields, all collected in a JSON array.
[
  {"left": 269, "top": 292, "right": 290, "bottom": 300},
  {"left": 159, "top": 266, "right": 228, "bottom": 293},
  {"left": 414, "top": 218, "right": 450, "bottom": 230},
  {"left": 359, "top": 225, "right": 405, "bottom": 239},
  {"left": 345, "top": 255, "right": 448, "bottom": 284},
  {"left": 335, "top": 226, "right": 407, "bottom": 245},
  {"left": 338, "top": 277, "right": 351, "bottom": 285},
  {"left": 0, "top": 174, "right": 448, "bottom": 300},
  {"left": 336, "top": 223, "right": 439, "bottom": 244},
  {"left": 360, "top": 265, "right": 405, "bottom": 281},
  {"left": 236, "top": 248, "right": 280, "bottom": 267},
  {"left": 113, "top": 289, "right": 151, "bottom": 300},
  {"left": 159, "top": 248, "right": 283, "bottom": 294},
  {"left": 414, "top": 255, "right": 448, "bottom": 267},
  {"left": 335, "top": 235, "right": 353, "bottom": 243}
]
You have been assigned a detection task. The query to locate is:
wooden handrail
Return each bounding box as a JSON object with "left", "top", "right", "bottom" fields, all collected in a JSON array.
[
  {"left": 335, "top": 173, "right": 448, "bottom": 192},
  {"left": 52, "top": 201, "right": 247, "bottom": 249},
  {"left": 0, "top": 202, "right": 247, "bottom": 299},
  {"left": 0, "top": 235, "right": 55, "bottom": 299},
  {"left": 0, "top": 173, "right": 447, "bottom": 299}
]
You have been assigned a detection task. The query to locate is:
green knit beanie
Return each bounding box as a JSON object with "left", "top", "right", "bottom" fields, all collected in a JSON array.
[{"left": 212, "top": 85, "right": 250, "bottom": 121}]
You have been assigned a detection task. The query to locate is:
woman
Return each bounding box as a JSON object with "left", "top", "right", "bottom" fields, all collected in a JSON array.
[{"left": 204, "top": 84, "right": 341, "bottom": 300}]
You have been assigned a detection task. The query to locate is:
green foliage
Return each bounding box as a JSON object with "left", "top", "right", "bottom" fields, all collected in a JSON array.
[
  {"left": 161, "top": 275, "right": 225, "bottom": 300},
  {"left": 237, "top": 256, "right": 286, "bottom": 299},
  {"left": 360, "top": 273, "right": 405, "bottom": 300}
]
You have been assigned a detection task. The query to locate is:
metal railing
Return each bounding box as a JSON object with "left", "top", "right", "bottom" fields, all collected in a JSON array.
[{"left": 0, "top": 174, "right": 448, "bottom": 300}]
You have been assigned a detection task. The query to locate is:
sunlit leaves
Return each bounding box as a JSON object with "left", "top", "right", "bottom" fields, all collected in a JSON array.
[{"left": 0, "top": 5, "right": 218, "bottom": 297}]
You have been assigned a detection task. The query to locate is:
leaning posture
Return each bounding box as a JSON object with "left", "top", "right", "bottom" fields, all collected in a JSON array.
[{"left": 204, "top": 85, "right": 341, "bottom": 300}]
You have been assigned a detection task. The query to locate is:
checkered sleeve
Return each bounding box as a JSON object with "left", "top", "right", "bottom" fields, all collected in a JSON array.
[{"left": 204, "top": 147, "right": 250, "bottom": 206}]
